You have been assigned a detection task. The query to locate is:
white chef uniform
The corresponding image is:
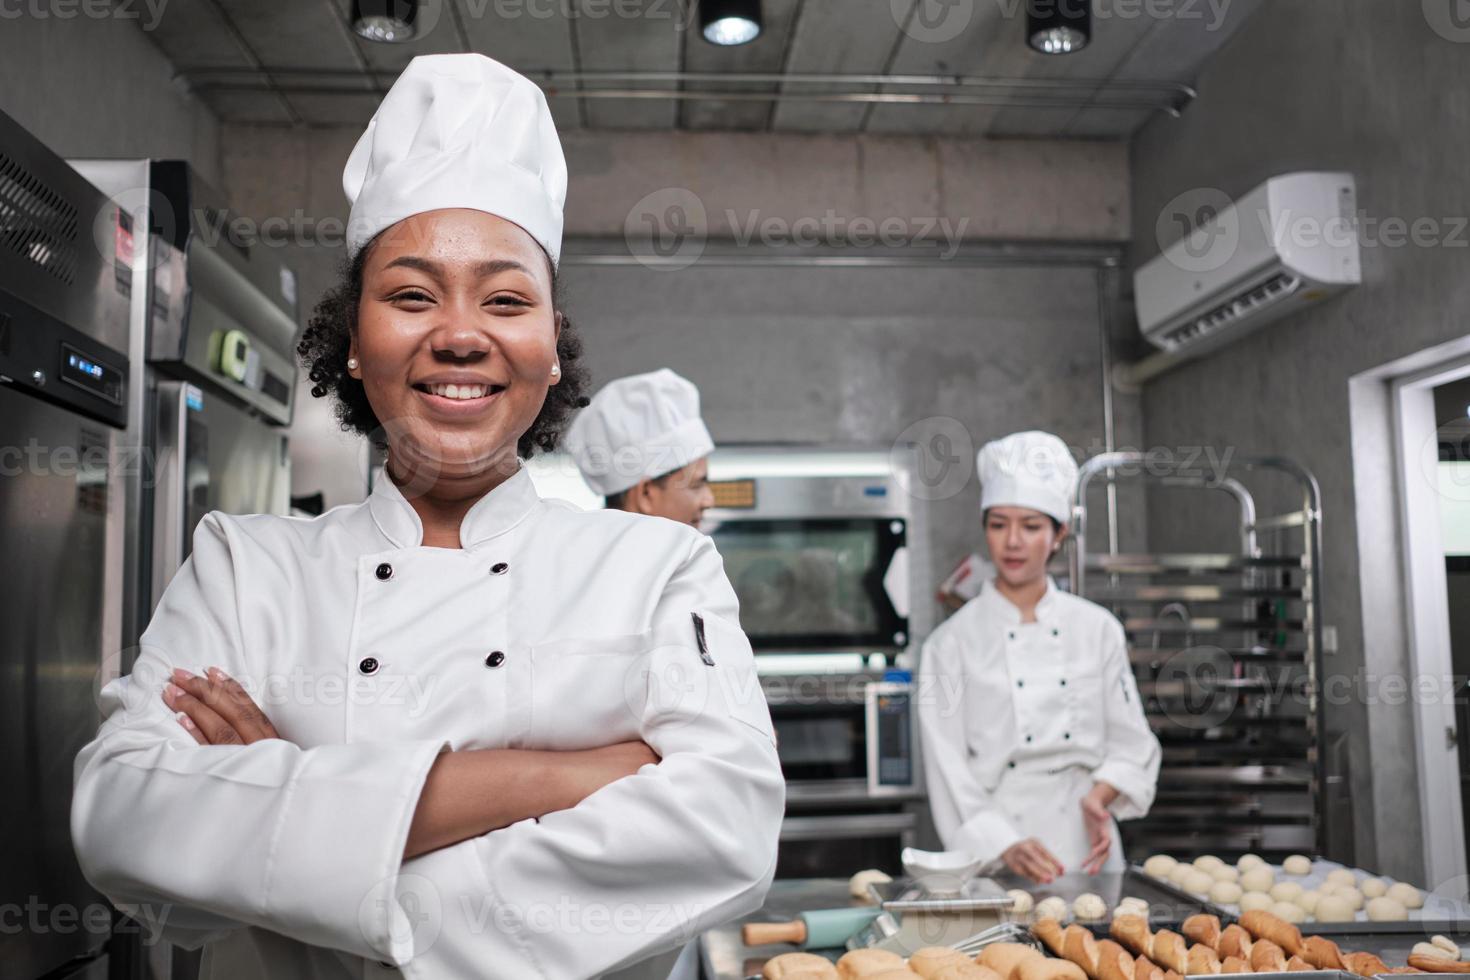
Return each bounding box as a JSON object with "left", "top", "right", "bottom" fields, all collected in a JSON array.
[
  {"left": 72, "top": 465, "right": 785, "bottom": 979},
  {"left": 565, "top": 370, "right": 715, "bottom": 499},
  {"left": 917, "top": 432, "right": 1160, "bottom": 872}
]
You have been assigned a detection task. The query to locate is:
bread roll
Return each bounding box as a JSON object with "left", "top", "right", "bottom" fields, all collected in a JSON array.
[
  {"left": 1238, "top": 909, "right": 1303, "bottom": 955},
  {"left": 934, "top": 965, "right": 1002, "bottom": 980},
  {"left": 1075, "top": 894, "right": 1108, "bottom": 922},
  {"left": 1008, "top": 890, "right": 1035, "bottom": 915},
  {"left": 1034, "top": 918, "right": 1066, "bottom": 956},
  {"left": 1110, "top": 916, "right": 1153, "bottom": 959},
  {"left": 1151, "top": 931, "right": 1188, "bottom": 974},
  {"left": 1036, "top": 897, "right": 1070, "bottom": 921},
  {"left": 909, "top": 947, "right": 972, "bottom": 978},
  {"left": 1249, "top": 940, "right": 1287, "bottom": 973},
  {"left": 861, "top": 971, "right": 924, "bottom": 980},
  {"left": 1285, "top": 956, "right": 1315, "bottom": 971},
  {"left": 1181, "top": 915, "right": 1221, "bottom": 950},
  {"left": 1096, "top": 940, "right": 1135, "bottom": 980},
  {"left": 1115, "top": 899, "right": 1150, "bottom": 922},
  {"left": 1325, "top": 868, "right": 1357, "bottom": 888},
  {"left": 1016, "top": 958, "right": 1088, "bottom": 980},
  {"left": 1236, "top": 854, "right": 1266, "bottom": 872},
  {"left": 1359, "top": 877, "right": 1387, "bottom": 899},
  {"left": 1433, "top": 935, "right": 1462, "bottom": 958},
  {"left": 1064, "top": 925, "right": 1101, "bottom": 979},
  {"left": 1219, "top": 958, "right": 1249, "bottom": 974},
  {"left": 1239, "top": 867, "right": 1274, "bottom": 893},
  {"left": 1408, "top": 955, "right": 1470, "bottom": 974},
  {"left": 1237, "top": 892, "right": 1272, "bottom": 913},
  {"left": 1270, "top": 881, "right": 1304, "bottom": 903},
  {"left": 979, "top": 943, "right": 1045, "bottom": 980},
  {"left": 1342, "top": 952, "right": 1389, "bottom": 978},
  {"left": 1366, "top": 896, "right": 1408, "bottom": 921},
  {"left": 1217, "top": 925, "right": 1253, "bottom": 961},
  {"left": 1387, "top": 881, "right": 1425, "bottom": 909},
  {"left": 1186, "top": 944, "right": 1221, "bottom": 976},
  {"left": 1269, "top": 902, "right": 1306, "bottom": 925},
  {"left": 1315, "top": 894, "right": 1355, "bottom": 922},
  {"left": 1300, "top": 936, "right": 1345, "bottom": 971},
  {"left": 1143, "top": 855, "right": 1177, "bottom": 879},
  {"left": 1413, "top": 943, "right": 1456, "bottom": 962},
  {"left": 1134, "top": 957, "right": 1165, "bottom": 980},
  {"left": 837, "top": 948, "right": 907, "bottom": 977},
  {"left": 765, "top": 952, "right": 840, "bottom": 979},
  {"left": 1282, "top": 855, "right": 1312, "bottom": 875},
  {"left": 850, "top": 869, "right": 894, "bottom": 901}
]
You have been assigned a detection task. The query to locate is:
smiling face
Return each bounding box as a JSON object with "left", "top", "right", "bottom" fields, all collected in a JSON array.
[
  {"left": 622, "top": 456, "right": 715, "bottom": 528},
  {"left": 984, "top": 505, "right": 1067, "bottom": 588},
  {"left": 347, "top": 209, "right": 560, "bottom": 484}
]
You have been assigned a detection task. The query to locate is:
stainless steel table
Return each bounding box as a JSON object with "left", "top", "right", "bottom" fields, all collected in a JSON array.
[{"left": 701, "top": 879, "right": 858, "bottom": 980}]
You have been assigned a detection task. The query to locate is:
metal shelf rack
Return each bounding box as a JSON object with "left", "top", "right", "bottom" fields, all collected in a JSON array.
[{"left": 1069, "top": 452, "right": 1325, "bottom": 860}]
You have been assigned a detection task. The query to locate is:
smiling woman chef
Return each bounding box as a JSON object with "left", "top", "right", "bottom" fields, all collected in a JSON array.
[
  {"left": 918, "top": 431, "right": 1160, "bottom": 884},
  {"left": 70, "top": 54, "right": 784, "bottom": 979}
]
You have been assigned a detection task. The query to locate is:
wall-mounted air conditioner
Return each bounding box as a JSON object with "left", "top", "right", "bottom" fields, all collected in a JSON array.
[{"left": 1134, "top": 172, "right": 1360, "bottom": 358}]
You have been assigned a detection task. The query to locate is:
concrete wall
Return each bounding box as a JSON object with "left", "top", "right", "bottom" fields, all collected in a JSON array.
[
  {"left": 218, "top": 126, "right": 1135, "bottom": 517},
  {"left": 0, "top": 8, "right": 219, "bottom": 183},
  {"left": 1129, "top": 0, "right": 1470, "bottom": 881}
]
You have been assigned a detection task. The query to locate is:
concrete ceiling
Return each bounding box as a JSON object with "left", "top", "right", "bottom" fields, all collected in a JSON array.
[{"left": 148, "top": 0, "right": 1263, "bottom": 137}]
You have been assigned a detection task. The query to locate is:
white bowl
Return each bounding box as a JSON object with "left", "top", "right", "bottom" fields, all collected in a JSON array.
[{"left": 901, "top": 847, "right": 985, "bottom": 896}]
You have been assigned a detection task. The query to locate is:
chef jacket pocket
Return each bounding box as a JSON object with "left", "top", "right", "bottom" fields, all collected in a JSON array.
[
  {"left": 692, "top": 611, "right": 775, "bottom": 743},
  {"left": 1068, "top": 665, "right": 1107, "bottom": 745},
  {"left": 526, "top": 631, "right": 654, "bottom": 749}
]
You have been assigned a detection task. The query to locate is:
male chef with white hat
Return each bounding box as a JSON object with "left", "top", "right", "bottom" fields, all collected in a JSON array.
[
  {"left": 917, "top": 431, "right": 1160, "bottom": 882},
  {"left": 565, "top": 369, "right": 717, "bottom": 529},
  {"left": 72, "top": 53, "right": 783, "bottom": 980}
]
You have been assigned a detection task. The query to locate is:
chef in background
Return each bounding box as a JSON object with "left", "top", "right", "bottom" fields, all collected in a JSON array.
[
  {"left": 565, "top": 368, "right": 716, "bottom": 528},
  {"left": 918, "top": 431, "right": 1160, "bottom": 883}
]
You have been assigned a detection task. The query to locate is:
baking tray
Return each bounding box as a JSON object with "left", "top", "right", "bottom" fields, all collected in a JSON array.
[{"left": 987, "top": 870, "right": 1221, "bottom": 928}]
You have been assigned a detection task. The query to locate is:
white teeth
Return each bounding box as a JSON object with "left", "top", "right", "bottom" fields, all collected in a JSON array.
[{"left": 426, "top": 383, "right": 489, "bottom": 400}]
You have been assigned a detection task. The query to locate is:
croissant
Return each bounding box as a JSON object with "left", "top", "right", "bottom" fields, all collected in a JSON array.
[
  {"left": 1219, "top": 958, "right": 1250, "bottom": 975},
  {"left": 1299, "top": 936, "right": 1345, "bottom": 971},
  {"left": 1216, "top": 926, "right": 1253, "bottom": 962},
  {"left": 1034, "top": 919, "right": 1066, "bottom": 957},
  {"left": 1249, "top": 939, "right": 1287, "bottom": 973},
  {"left": 1181, "top": 915, "right": 1221, "bottom": 951},
  {"left": 1111, "top": 916, "right": 1154, "bottom": 960},
  {"left": 1185, "top": 944, "right": 1221, "bottom": 976},
  {"left": 1150, "top": 931, "right": 1188, "bottom": 975},
  {"left": 1064, "top": 925, "right": 1101, "bottom": 980},
  {"left": 1097, "top": 940, "right": 1135, "bottom": 980},
  {"left": 1408, "top": 956, "right": 1470, "bottom": 974},
  {"left": 1238, "top": 910, "right": 1303, "bottom": 957},
  {"left": 1342, "top": 952, "right": 1390, "bottom": 978}
]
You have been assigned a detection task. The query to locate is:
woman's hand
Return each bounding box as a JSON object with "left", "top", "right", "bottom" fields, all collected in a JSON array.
[
  {"left": 561, "top": 740, "right": 662, "bottom": 803},
  {"left": 1081, "top": 781, "right": 1120, "bottom": 874},
  {"left": 163, "top": 666, "right": 283, "bottom": 745},
  {"left": 1002, "top": 838, "right": 1064, "bottom": 883}
]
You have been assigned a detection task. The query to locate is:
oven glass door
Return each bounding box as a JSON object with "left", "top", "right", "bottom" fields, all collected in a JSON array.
[
  {"left": 708, "top": 517, "right": 907, "bottom": 650},
  {"left": 770, "top": 702, "right": 867, "bottom": 783}
]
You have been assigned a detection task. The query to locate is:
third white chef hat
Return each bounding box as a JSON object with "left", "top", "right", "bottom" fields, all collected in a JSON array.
[
  {"left": 977, "top": 430, "right": 1079, "bottom": 525},
  {"left": 343, "top": 53, "right": 567, "bottom": 265},
  {"left": 565, "top": 369, "right": 715, "bottom": 497}
]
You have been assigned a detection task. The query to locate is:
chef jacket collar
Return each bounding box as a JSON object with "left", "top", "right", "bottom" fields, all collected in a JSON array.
[
  {"left": 979, "top": 575, "right": 1061, "bottom": 626},
  {"left": 369, "top": 464, "right": 540, "bottom": 549}
]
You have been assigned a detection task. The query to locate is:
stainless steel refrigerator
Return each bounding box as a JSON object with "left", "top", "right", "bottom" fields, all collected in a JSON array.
[
  {"left": 68, "top": 158, "right": 298, "bottom": 980},
  {"left": 0, "top": 107, "right": 131, "bottom": 980}
]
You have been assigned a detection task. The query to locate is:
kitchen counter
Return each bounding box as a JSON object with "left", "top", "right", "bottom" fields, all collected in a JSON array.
[{"left": 701, "top": 878, "right": 859, "bottom": 980}]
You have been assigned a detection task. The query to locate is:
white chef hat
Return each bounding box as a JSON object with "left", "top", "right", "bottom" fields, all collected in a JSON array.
[
  {"left": 977, "top": 430, "right": 1079, "bottom": 525},
  {"left": 343, "top": 54, "right": 567, "bottom": 265},
  {"left": 565, "top": 369, "right": 715, "bottom": 497}
]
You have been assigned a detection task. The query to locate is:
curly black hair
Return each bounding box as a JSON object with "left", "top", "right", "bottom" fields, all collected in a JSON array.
[{"left": 297, "top": 240, "right": 590, "bottom": 458}]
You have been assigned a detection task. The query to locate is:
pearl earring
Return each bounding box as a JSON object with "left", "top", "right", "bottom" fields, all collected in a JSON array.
[
  {"left": 550, "top": 363, "right": 560, "bottom": 377},
  {"left": 347, "top": 357, "right": 358, "bottom": 371}
]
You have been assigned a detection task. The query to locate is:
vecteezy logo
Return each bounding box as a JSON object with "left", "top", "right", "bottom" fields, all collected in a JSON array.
[
  {"left": 624, "top": 187, "right": 707, "bottom": 271},
  {"left": 1155, "top": 187, "right": 1240, "bottom": 274},
  {"left": 1154, "top": 646, "right": 1239, "bottom": 731},
  {"left": 891, "top": 417, "right": 975, "bottom": 502},
  {"left": 894, "top": 0, "right": 976, "bottom": 43},
  {"left": 358, "top": 873, "right": 442, "bottom": 960},
  {"left": 1424, "top": 0, "right": 1470, "bottom": 42}
]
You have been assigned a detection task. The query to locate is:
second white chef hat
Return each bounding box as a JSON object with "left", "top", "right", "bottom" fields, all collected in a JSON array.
[
  {"left": 977, "top": 430, "right": 1079, "bottom": 525},
  {"left": 565, "top": 369, "right": 715, "bottom": 497},
  {"left": 343, "top": 53, "right": 567, "bottom": 265}
]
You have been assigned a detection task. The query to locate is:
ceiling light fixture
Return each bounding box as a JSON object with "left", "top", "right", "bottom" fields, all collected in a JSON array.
[
  {"left": 1026, "top": 0, "right": 1091, "bottom": 55},
  {"left": 701, "top": 0, "right": 762, "bottom": 46},
  {"left": 352, "top": 0, "right": 419, "bottom": 43}
]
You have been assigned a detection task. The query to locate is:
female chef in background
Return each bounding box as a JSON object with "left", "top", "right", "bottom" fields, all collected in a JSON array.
[
  {"left": 71, "top": 54, "right": 783, "bottom": 979},
  {"left": 918, "top": 431, "right": 1160, "bottom": 883}
]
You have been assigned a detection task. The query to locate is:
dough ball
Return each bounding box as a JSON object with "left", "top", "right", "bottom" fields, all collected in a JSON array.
[
  {"left": 1239, "top": 891, "right": 1274, "bottom": 912},
  {"left": 1115, "top": 900, "right": 1150, "bottom": 921},
  {"left": 1210, "top": 864, "right": 1240, "bottom": 883},
  {"left": 1413, "top": 942, "right": 1456, "bottom": 962},
  {"left": 1035, "top": 896, "right": 1069, "bottom": 921},
  {"left": 1194, "top": 855, "right": 1226, "bottom": 872},
  {"left": 1007, "top": 889, "right": 1034, "bottom": 915},
  {"left": 1315, "top": 894, "right": 1355, "bottom": 923},
  {"left": 848, "top": 868, "right": 892, "bottom": 901},
  {"left": 1296, "top": 890, "right": 1322, "bottom": 914},
  {"left": 1360, "top": 878, "right": 1388, "bottom": 899},
  {"left": 1210, "top": 882, "right": 1244, "bottom": 905},
  {"left": 1334, "top": 887, "right": 1365, "bottom": 911},
  {"left": 1282, "top": 855, "right": 1312, "bottom": 875},
  {"left": 1270, "top": 881, "right": 1305, "bottom": 903},
  {"left": 1074, "top": 893, "right": 1107, "bottom": 921},
  {"left": 1240, "top": 867, "right": 1275, "bottom": 893},
  {"left": 1182, "top": 870, "right": 1215, "bottom": 897},
  {"left": 1270, "top": 901, "right": 1307, "bottom": 924},
  {"left": 1387, "top": 882, "right": 1425, "bottom": 909},
  {"left": 1432, "top": 936, "right": 1462, "bottom": 959},
  {"left": 1143, "top": 854, "right": 1178, "bottom": 879},
  {"left": 1366, "top": 896, "right": 1409, "bottom": 921},
  {"left": 1326, "top": 868, "right": 1358, "bottom": 888},
  {"left": 1237, "top": 854, "right": 1266, "bottom": 872},
  {"left": 1169, "top": 863, "right": 1195, "bottom": 886}
]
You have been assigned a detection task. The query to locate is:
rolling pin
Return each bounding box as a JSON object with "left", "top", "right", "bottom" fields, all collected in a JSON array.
[{"left": 741, "top": 907, "right": 883, "bottom": 950}]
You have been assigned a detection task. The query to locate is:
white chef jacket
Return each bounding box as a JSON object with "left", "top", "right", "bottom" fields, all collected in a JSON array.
[
  {"left": 71, "top": 465, "right": 785, "bottom": 980},
  {"left": 917, "top": 577, "right": 1160, "bottom": 869}
]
